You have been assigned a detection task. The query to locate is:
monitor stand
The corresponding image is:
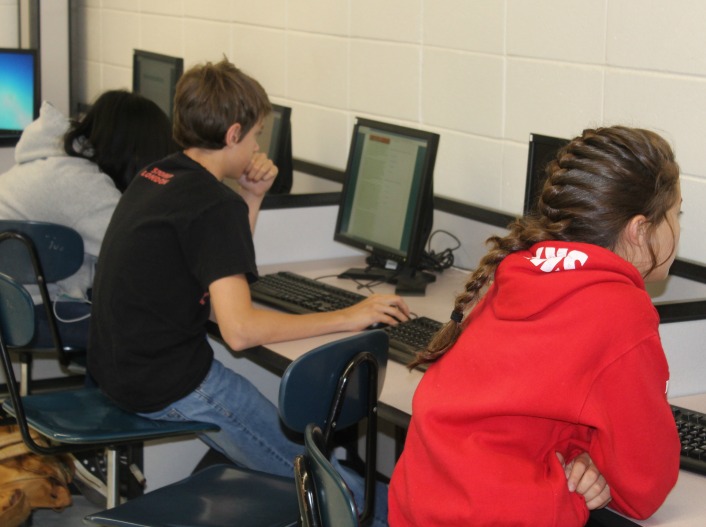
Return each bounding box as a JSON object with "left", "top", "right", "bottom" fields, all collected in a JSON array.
[
  {"left": 338, "top": 265, "right": 435, "bottom": 296},
  {"left": 391, "top": 266, "right": 436, "bottom": 296},
  {"left": 337, "top": 267, "right": 396, "bottom": 282}
]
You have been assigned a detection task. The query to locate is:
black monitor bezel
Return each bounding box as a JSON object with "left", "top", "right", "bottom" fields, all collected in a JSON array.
[
  {"left": 523, "top": 133, "right": 569, "bottom": 216},
  {"left": 132, "top": 49, "right": 184, "bottom": 121},
  {"left": 0, "top": 48, "right": 40, "bottom": 147},
  {"left": 266, "top": 103, "right": 293, "bottom": 195},
  {"left": 334, "top": 117, "right": 439, "bottom": 274}
]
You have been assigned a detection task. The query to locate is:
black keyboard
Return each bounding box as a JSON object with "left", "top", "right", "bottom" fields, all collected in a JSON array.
[
  {"left": 384, "top": 316, "right": 442, "bottom": 370},
  {"left": 250, "top": 272, "right": 442, "bottom": 369},
  {"left": 250, "top": 271, "right": 366, "bottom": 314},
  {"left": 672, "top": 404, "right": 706, "bottom": 476}
]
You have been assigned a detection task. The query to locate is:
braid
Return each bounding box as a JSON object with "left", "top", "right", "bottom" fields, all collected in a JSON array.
[
  {"left": 409, "top": 125, "right": 680, "bottom": 370},
  {"left": 409, "top": 216, "right": 554, "bottom": 368}
]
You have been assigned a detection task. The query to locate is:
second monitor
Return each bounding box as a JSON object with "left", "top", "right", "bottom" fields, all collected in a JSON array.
[
  {"left": 335, "top": 118, "right": 440, "bottom": 295},
  {"left": 524, "top": 133, "right": 569, "bottom": 216},
  {"left": 132, "top": 49, "right": 184, "bottom": 121},
  {"left": 262, "top": 103, "right": 293, "bottom": 194}
]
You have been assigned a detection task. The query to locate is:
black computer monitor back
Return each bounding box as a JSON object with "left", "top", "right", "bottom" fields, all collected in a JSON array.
[{"left": 524, "top": 133, "right": 569, "bottom": 216}]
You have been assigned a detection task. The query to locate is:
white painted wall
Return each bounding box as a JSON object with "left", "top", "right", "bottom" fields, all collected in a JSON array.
[
  {"left": 0, "top": 0, "right": 18, "bottom": 47},
  {"left": 70, "top": 0, "right": 706, "bottom": 266}
]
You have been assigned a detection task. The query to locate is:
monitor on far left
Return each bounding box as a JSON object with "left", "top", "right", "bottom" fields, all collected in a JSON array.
[
  {"left": 132, "top": 49, "right": 184, "bottom": 122},
  {"left": 0, "top": 48, "right": 40, "bottom": 147}
]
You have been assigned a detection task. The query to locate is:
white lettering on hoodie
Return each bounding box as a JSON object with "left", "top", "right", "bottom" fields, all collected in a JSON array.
[{"left": 526, "top": 246, "right": 589, "bottom": 272}]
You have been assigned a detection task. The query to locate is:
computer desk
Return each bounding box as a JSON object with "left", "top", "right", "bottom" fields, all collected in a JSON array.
[{"left": 208, "top": 256, "right": 706, "bottom": 527}]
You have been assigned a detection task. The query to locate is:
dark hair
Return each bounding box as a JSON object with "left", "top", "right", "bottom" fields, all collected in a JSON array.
[
  {"left": 64, "top": 90, "right": 177, "bottom": 192},
  {"left": 173, "top": 58, "right": 271, "bottom": 150},
  {"left": 412, "top": 125, "right": 680, "bottom": 368}
]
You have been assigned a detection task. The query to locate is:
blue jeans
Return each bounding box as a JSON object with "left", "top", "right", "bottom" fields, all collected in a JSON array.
[{"left": 139, "top": 359, "right": 389, "bottom": 526}]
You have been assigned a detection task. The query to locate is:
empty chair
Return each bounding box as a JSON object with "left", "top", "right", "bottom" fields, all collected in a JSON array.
[
  {"left": 0, "top": 271, "right": 219, "bottom": 509},
  {"left": 84, "top": 330, "right": 388, "bottom": 527},
  {"left": 0, "top": 220, "right": 87, "bottom": 395}
]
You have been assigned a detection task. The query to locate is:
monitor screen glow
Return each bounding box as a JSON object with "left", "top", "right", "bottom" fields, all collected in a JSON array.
[{"left": 0, "top": 48, "right": 39, "bottom": 146}]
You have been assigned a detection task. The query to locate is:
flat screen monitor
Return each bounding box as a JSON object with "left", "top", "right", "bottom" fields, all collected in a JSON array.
[
  {"left": 334, "top": 118, "right": 439, "bottom": 295},
  {"left": 261, "top": 103, "right": 293, "bottom": 194},
  {"left": 132, "top": 49, "right": 183, "bottom": 121},
  {"left": 524, "top": 133, "right": 569, "bottom": 216},
  {"left": 0, "top": 48, "right": 40, "bottom": 147}
]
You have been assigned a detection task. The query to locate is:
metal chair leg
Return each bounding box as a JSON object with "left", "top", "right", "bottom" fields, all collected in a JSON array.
[
  {"left": 19, "top": 354, "right": 31, "bottom": 396},
  {"left": 106, "top": 447, "right": 120, "bottom": 508}
]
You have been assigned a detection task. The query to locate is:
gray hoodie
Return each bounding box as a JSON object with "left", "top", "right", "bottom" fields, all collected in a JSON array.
[{"left": 0, "top": 101, "right": 121, "bottom": 301}]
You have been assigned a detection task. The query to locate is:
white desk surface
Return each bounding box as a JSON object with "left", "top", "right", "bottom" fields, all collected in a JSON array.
[
  {"left": 254, "top": 257, "right": 706, "bottom": 527},
  {"left": 256, "top": 257, "right": 465, "bottom": 418},
  {"left": 621, "top": 393, "right": 706, "bottom": 527}
]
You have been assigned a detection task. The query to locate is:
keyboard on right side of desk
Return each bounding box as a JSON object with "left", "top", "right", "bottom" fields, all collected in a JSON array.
[
  {"left": 671, "top": 404, "right": 706, "bottom": 476},
  {"left": 384, "top": 316, "right": 441, "bottom": 370},
  {"left": 250, "top": 271, "right": 442, "bottom": 369}
]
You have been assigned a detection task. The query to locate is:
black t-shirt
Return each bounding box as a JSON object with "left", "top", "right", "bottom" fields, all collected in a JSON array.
[{"left": 88, "top": 152, "right": 258, "bottom": 412}]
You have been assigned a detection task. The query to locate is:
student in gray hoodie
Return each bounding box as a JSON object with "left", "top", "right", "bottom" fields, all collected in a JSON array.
[{"left": 0, "top": 90, "right": 176, "bottom": 348}]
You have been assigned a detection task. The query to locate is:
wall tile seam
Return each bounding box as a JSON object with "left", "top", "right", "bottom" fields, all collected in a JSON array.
[
  {"left": 681, "top": 172, "right": 706, "bottom": 184},
  {"left": 229, "top": 22, "right": 286, "bottom": 33},
  {"left": 601, "top": 64, "right": 706, "bottom": 83},
  {"left": 507, "top": 55, "right": 706, "bottom": 81},
  {"left": 137, "top": 13, "right": 186, "bottom": 22}
]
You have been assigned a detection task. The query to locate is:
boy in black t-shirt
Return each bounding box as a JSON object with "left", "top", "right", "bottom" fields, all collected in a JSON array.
[{"left": 88, "top": 58, "right": 406, "bottom": 526}]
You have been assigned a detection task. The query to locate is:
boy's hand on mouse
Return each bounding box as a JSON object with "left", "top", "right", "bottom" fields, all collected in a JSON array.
[
  {"left": 556, "top": 452, "right": 612, "bottom": 510},
  {"left": 341, "top": 294, "right": 410, "bottom": 331}
]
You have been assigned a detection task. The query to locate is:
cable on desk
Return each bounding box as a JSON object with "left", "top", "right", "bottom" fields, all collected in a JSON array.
[
  {"left": 419, "top": 230, "right": 461, "bottom": 273},
  {"left": 314, "top": 273, "right": 383, "bottom": 295}
]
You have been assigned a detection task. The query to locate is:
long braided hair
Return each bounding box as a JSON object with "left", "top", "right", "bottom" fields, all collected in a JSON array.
[{"left": 410, "top": 126, "right": 680, "bottom": 369}]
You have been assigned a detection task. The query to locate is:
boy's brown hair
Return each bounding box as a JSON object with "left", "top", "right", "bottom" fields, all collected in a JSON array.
[{"left": 173, "top": 58, "right": 271, "bottom": 150}]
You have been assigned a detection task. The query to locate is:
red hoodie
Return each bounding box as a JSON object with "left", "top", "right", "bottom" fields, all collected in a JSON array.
[{"left": 389, "top": 241, "right": 680, "bottom": 527}]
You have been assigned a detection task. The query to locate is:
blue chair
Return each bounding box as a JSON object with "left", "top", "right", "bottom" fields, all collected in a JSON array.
[
  {"left": 294, "top": 424, "right": 358, "bottom": 527},
  {"left": 278, "top": 330, "right": 386, "bottom": 524},
  {"left": 0, "top": 272, "right": 220, "bottom": 509},
  {"left": 0, "top": 220, "right": 87, "bottom": 395},
  {"left": 83, "top": 330, "right": 388, "bottom": 527}
]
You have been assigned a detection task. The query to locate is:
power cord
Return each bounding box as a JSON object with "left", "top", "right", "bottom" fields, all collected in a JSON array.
[{"left": 419, "top": 230, "right": 461, "bottom": 273}]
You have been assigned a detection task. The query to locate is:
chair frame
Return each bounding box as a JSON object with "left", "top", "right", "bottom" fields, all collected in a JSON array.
[
  {"left": 278, "top": 330, "right": 386, "bottom": 526},
  {"left": 0, "top": 270, "right": 122, "bottom": 506},
  {"left": 295, "top": 424, "right": 359, "bottom": 527},
  {"left": 0, "top": 271, "right": 219, "bottom": 509},
  {"left": 0, "top": 223, "right": 86, "bottom": 394},
  {"left": 318, "top": 350, "right": 379, "bottom": 526}
]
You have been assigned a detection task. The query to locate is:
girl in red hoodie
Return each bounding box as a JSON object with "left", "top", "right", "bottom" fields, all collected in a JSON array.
[{"left": 389, "top": 126, "right": 682, "bottom": 527}]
